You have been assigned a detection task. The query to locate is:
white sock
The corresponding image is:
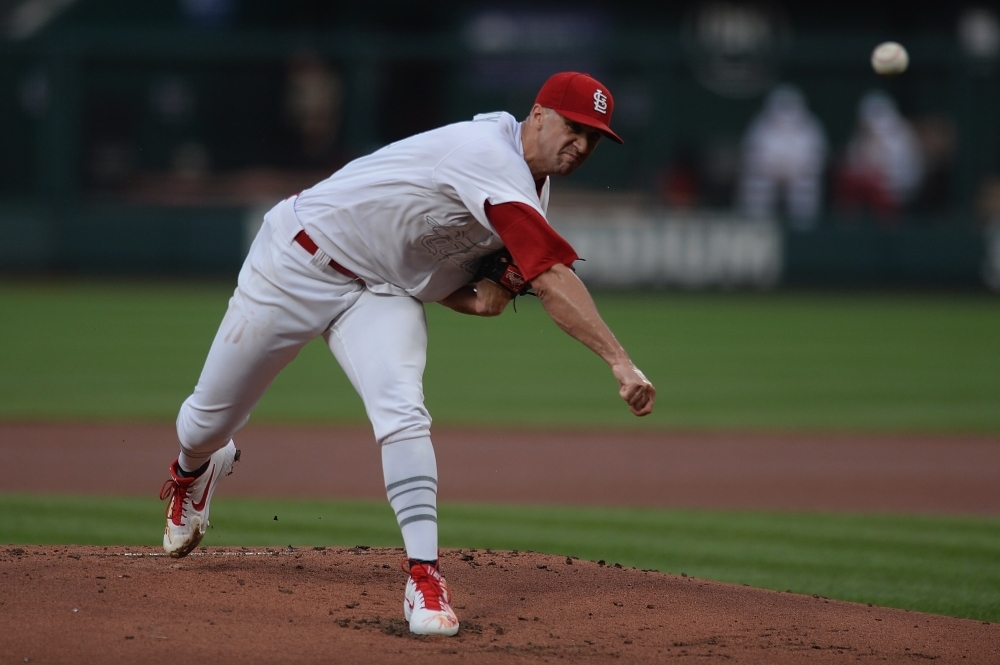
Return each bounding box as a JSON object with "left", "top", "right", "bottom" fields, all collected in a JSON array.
[
  {"left": 381, "top": 436, "right": 438, "bottom": 561},
  {"left": 177, "top": 446, "right": 215, "bottom": 474}
]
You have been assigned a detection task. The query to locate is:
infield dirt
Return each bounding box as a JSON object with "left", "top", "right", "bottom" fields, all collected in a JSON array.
[
  {"left": 4, "top": 423, "right": 1000, "bottom": 513},
  {"left": 2, "top": 423, "right": 999, "bottom": 663},
  {"left": 3, "top": 545, "right": 999, "bottom": 664}
]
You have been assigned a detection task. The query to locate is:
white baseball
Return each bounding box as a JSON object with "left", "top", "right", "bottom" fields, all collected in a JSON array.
[{"left": 871, "top": 41, "right": 909, "bottom": 76}]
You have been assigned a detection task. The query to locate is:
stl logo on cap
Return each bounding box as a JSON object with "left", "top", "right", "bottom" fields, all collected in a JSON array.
[
  {"left": 535, "top": 72, "right": 624, "bottom": 144},
  {"left": 593, "top": 90, "right": 608, "bottom": 114}
]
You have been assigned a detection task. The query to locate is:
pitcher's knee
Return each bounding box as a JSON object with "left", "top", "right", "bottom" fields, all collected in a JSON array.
[
  {"left": 176, "top": 398, "right": 247, "bottom": 454},
  {"left": 366, "top": 399, "right": 431, "bottom": 446},
  {"left": 375, "top": 411, "right": 431, "bottom": 447}
]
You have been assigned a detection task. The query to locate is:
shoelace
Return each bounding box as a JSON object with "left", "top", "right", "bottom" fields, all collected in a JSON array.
[
  {"left": 159, "top": 477, "right": 191, "bottom": 526},
  {"left": 404, "top": 560, "right": 450, "bottom": 611}
]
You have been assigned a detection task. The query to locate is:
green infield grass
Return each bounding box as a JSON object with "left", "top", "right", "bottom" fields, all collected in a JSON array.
[
  {"left": 1, "top": 280, "right": 998, "bottom": 431},
  {"left": 1, "top": 495, "right": 998, "bottom": 622}
]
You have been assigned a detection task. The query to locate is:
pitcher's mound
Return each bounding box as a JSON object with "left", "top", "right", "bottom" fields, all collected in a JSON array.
[{"left": 2, "top": 546, "right": 997, "bottom": 664}]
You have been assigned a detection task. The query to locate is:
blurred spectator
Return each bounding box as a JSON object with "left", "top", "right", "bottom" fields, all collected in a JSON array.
[
  {"left": 281, "top": 51, "right": 345, "bottom": 169},
  {"left": 957, "top": 7, "right": 1000, "bottom": 60},
  {"left": 833, "top": 90, "right": 924, "bottom": 222},
  {"left": 911, "top": 115, "right": 957, "bottom": 212},
  {"left": 736, "top": 85, "right": 828, "bottom": 229},
  {"left": 144, "top": 74, "right": 210, "bottom": 180}
]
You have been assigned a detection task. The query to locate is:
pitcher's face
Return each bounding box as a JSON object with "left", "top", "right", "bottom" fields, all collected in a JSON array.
[{"left": 534, "top": 108, "right": 603, "bottom": 176}]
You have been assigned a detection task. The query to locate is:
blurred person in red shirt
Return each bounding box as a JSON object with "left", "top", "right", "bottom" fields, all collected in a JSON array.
[{"left": 833, "top": 90, "right": 924, "bottom": 223}]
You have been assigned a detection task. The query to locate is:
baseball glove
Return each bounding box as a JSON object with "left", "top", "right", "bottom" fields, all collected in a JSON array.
[{"left": 474, "top": 248, "right": 532, "bottom": 297}]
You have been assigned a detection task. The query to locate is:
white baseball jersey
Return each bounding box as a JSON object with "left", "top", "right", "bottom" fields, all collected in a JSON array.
[{"left": 285, "top": 111, "right": 551, "bottom": 303}]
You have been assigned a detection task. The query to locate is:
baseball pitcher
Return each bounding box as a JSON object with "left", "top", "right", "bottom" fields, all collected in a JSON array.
[{"left": 159, "top": 71, "right": 656, "bottom": 636}]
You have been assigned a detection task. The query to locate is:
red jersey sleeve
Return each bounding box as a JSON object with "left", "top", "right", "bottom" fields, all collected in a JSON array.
[{"left": 484, "top": 201, "right": 578, "bottom": 282}]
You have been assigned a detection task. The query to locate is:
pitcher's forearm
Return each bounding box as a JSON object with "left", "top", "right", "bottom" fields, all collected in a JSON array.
[
  {"left": 531, "top": 264, "right": 630, "bottom": 366},
  {"left": 532, "top": 263, "right": 656, "bottom": 417}
]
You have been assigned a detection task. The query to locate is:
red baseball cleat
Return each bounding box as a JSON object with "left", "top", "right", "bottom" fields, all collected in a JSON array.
[
  {"left": 160, "top": 441, "right": 240, "bottom": 558},
  {"left": 403, "top": 559, "right": 460, "bottom": 636}
]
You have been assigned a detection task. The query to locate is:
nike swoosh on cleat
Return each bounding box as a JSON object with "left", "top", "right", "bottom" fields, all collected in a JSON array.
[
  {"left": 406, "top": 598, "right": 415, "bottom": 611},
  {"left": 191, "top": 467, "right": 215, "bottom": 511}
]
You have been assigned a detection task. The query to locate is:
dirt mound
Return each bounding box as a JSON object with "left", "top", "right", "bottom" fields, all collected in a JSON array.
[{"left": 2, "top": 546, "right": 997, "bottom": 664}]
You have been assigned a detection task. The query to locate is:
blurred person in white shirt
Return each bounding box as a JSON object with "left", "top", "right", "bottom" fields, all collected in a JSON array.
[{"left": 737, "top": 85, "right": 829, "bottom": 229}]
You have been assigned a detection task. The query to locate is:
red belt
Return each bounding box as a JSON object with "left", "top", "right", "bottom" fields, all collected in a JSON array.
[{"left": 294, "top": 230, "right": 365, "bottom": 284}]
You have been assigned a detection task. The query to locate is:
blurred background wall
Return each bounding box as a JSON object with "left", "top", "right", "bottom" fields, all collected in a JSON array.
[{"left": 1, "top": 0, "right": 998, "bottom": 289}]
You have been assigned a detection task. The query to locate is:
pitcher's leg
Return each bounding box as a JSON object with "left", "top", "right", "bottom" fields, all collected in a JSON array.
[
  {"left": 176, "top": 217, "right": 363, "bottom": 465},
  {"left": 382, "top": 436, "right": 439, "bottom": 561},
  {"left": 324, "top": 292, "right": 457, "bottom": 636},
  {"left": 163, "top": 212, "right": 363, "bottom": 559},
  {"left": 324, "top": 291, "right": 436, "bottom": 554},
  {"left": 325, "top": 291, "right": 431, "bottom": 446},
  {"left": 175, "top": 285, "right": 308, "bottom": 466}
]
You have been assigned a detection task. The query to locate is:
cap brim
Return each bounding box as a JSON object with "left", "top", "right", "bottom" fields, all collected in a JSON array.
[{"left": 554, "top": 108, "right": 624, "bottom": 144}]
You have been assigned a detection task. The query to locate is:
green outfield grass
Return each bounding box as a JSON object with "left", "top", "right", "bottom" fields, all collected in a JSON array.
[
  {"left": 1, "top": 280, "right": 998, "bottom": 431},
  {"left": 2, "top": 495, "right": 998, "bottom": 622}
]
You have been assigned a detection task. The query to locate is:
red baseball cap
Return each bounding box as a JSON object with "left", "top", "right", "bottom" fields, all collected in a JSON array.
[{"left": 535, "top": 72, "right": 623, "bottom": 144}]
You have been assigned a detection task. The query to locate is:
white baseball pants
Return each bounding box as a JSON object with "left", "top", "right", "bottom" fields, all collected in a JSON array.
[{"left": 175, "top": 211, "right": 432, "bottom": 459}]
